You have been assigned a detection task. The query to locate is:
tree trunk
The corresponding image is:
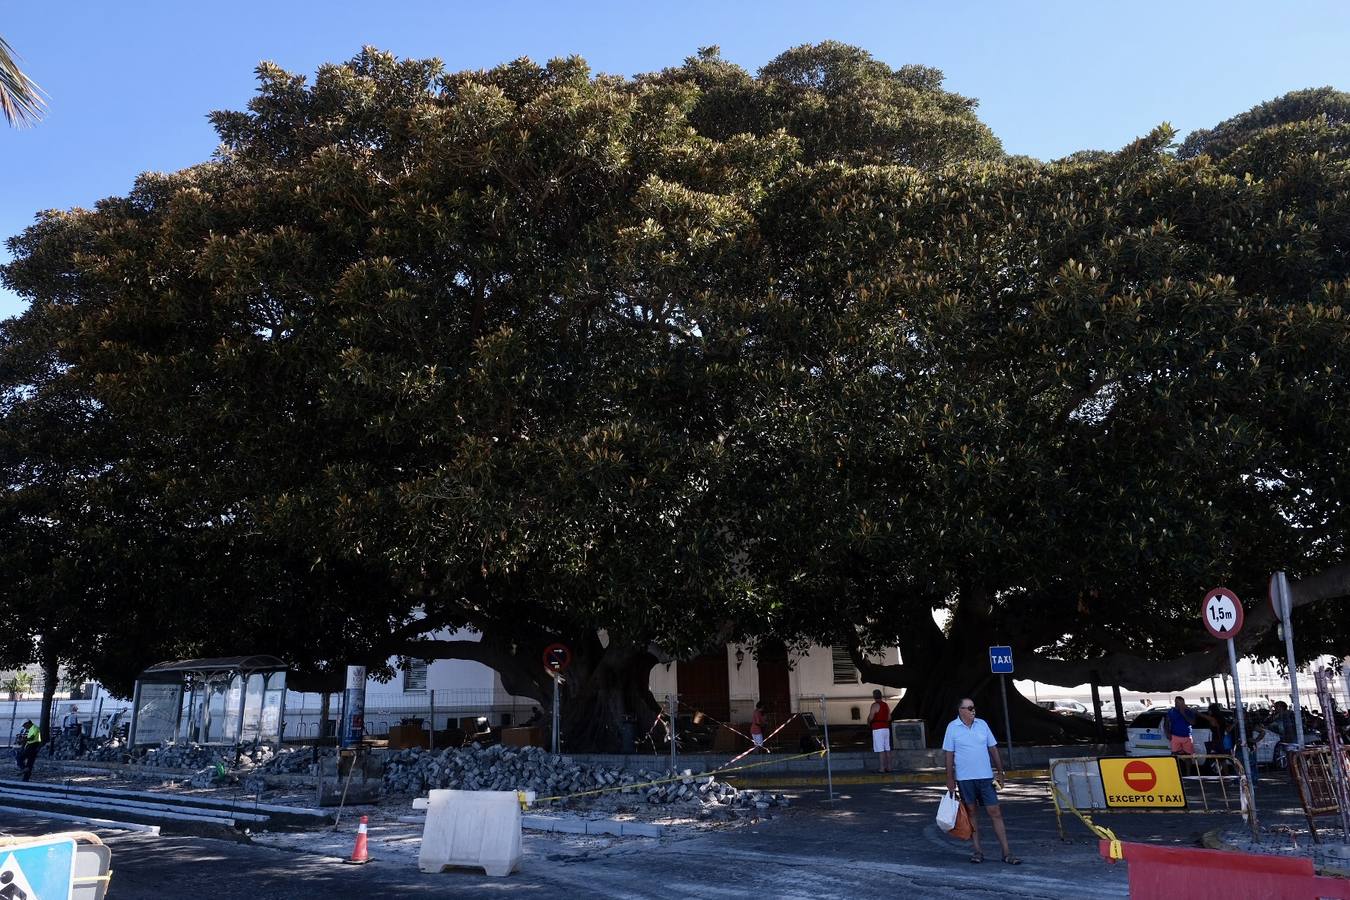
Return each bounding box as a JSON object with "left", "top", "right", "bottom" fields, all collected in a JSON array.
[
  {"left": 853, "top": 584, "right": 1101, "bottom": 745},
  {"left": 403, "top": 632, "right": 660, "bottom": 752},
  {"left": 38, "top": 649, "right": 58, "bottom": 744},
  {"left": 317, "top": 691, "right": 331, "bottom": 757},
  {"left": 558, "top": 642, "right": 660, "bottom": 752},
  {"left": 887, "top": 641, "right": 1095, "bottom": 746}
]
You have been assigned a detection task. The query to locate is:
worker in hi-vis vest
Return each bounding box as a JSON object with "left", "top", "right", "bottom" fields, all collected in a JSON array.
[{"left": 17, "top": 718, "right": 41, "bottom": 781}]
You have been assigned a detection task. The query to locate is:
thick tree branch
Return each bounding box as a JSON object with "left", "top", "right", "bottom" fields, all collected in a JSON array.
[
  {"left": 1020, "top": 564, "right": 1350, "bottom": 689},
  {"left": 403, "top": 638, "right": 545, "bottom": 703},
  {"left": 1018, "top": 646, "right": 1226, "bottom": 691},
  {"left": 847, "top": 642, "right": 919, "bottom": 688},
  {"left": 1291, "top": 563, "right": 1350, "bottom": 611}
]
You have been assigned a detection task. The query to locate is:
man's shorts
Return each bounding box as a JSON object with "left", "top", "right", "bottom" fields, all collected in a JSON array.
[
  {"left": 752, "top": 733, "right": 764, "bottom": 747},
  {"left": 872, "top": 727, "right": 891, "bottom": 753},
  {"left": 1170, "top": 735, "right": 1195, "bottom": 754},
  {"left": 958, "top": 778, "right": 999, "bottom": 807}
]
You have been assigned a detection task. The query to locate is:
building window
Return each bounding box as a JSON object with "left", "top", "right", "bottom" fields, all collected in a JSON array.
[
  {"left": 831, "top": 646, "right": 859, "bottom": 685},
  {"left": 403, "top": 659, "right": 428, "bottom": 692}
]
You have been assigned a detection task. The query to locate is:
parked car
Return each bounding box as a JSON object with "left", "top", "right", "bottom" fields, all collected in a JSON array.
[
  {"left": 1126, "top": 706, "right": 1212, "bottom": 757},
  {"left": 1038, "top": 699, "right": 1091, "bottom": 719},
  {"left": 1118, "top": 700, "right": 1152, "bottom": 723},
  {"left": 1099, "top": 700, "right": 1153, "bottom": 725},
  {"left": 1129, "top": 707, "right": 1188, "bottom": 730}
]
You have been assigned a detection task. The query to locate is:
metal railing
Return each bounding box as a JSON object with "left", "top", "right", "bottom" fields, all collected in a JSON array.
[{"left": 282, "top": 689, "right": 540, "bottom": 744}]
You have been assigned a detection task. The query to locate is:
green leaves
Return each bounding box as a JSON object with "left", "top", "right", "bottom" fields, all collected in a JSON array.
[{"left": 3, "top": 45, "right": 1349, "bottom": 696}]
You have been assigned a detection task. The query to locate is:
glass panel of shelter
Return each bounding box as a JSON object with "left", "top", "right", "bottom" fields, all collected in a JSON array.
[
  {"left": 134, "top": 683, "right": 179, "bottom": 745},
  {"left": 260, "top": 671, "right": 286, "bottom": 742},
  {"left": 240, "top": 674, "right": 265, "bottom": 743}
]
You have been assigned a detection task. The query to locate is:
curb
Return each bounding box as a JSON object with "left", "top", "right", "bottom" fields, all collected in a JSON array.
[
  {"left": 400, "top": 810, "right": 665, "bottom": 839},
  {"left": 724, "top": 768, "right": 1048, "bottom": 788},
  {"left": 523, "top": 814, "right": 663, "bottom": 838},
  {"left": 1202, "top": 826, "right": 1350, "bottom": 879},
  {"left": 0, "top": 803, "right": 162, "bottom": 835},
  {"left": 44, "top": 759, "right": 322, "bottom": 787}
]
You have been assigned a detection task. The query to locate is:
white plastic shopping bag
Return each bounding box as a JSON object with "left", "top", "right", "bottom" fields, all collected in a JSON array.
[{"left": 936, "top": 789, "right": 960, "bottom": 832}]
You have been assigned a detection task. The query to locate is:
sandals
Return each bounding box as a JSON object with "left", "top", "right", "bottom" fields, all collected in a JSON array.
[
  {"left": 969, "top": 851, "right": 983, "bottom": 863},
  {"left": 1003, "top": 854, "right": 1022, "bottom": 865}
]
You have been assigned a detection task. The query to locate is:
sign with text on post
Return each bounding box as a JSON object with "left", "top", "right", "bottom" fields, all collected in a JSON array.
[
  {"left": 1202, "top": 587, "right": 1245, "bottom": 640},
  {"left": 1098, "top": 756, "right": 1187, "bottom": 809},
  {"left": 988, "top": 646, "right": 1014, "bottom": 674}
]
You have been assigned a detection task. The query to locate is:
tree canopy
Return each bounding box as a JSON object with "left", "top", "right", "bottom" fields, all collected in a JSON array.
[{"left": 2, "top": 45, "right": 1348, "bottom": 742}]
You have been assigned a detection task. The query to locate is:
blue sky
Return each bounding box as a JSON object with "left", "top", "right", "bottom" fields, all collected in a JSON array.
[{"left": 3, "top": 1, "right": 1349, "bottom": 317}]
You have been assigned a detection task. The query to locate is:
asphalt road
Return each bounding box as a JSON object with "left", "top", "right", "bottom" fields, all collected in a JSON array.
[{"left": 0, "top": 778, "right": 1290, "bottom": 899}]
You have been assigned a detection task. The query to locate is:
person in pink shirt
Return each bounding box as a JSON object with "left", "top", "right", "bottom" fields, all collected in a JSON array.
[{"left": 751, "top": 700, "right": 768, "bottom": 751}]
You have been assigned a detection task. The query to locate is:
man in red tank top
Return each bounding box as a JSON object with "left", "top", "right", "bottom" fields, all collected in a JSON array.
[{"left": 869, "top": 689, "right": 892, "bottom": 773}]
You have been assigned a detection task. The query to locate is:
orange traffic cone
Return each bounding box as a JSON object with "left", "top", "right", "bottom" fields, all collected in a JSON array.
[{"left": 345, "top": 815, "right": 371, "bottom": 865}]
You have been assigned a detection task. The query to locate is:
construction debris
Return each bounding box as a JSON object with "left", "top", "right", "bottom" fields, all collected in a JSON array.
[
  {"left": 39, "top": 733, "right": 333, "bottom": 778},
  {"left": 382, "top": 744, "right": 788, "bottom": 812}
]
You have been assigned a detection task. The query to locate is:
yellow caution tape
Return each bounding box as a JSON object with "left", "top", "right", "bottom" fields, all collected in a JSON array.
[{"left": 1052, "top": 780, "right": 1120, "bottom": 846}]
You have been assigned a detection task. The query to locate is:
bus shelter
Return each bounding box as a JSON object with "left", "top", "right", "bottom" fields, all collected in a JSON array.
[{"left": 129, "top": 655, "right": 288, "bottom": 747}]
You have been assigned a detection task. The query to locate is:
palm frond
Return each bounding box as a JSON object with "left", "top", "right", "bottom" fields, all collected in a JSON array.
[{"left": 0, "top": 36, "right": 46, "bottom": 127}]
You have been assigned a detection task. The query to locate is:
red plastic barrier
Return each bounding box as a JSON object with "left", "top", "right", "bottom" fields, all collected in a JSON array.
[{"left": 1098, "top": 840, "right": 1350, "bottom": 899}]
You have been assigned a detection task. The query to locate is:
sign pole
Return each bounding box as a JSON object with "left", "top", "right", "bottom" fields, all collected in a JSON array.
[
  {"left": 1226, "top": 636, "right": 1256, "bottom": 819},
  {"left": 541, "top": 643, "right": 573, "bottom": 756},
  {"left": 819, "top": 694, "right": 834, "bottom": 803},
  {"left": 668, "top": 693, "right": 677, "bottom": 771},
  {"left": 551, "top": 674, "right": 560, "bottom": 755},
  {"left": 1273, "top": 572, "right": 1306, "bottom": 748},
  {"left": 989, "top": 646, "right": 1016, "bottom": 770},
  {"left": 1204, "top": 587, "right": 1256, "bottom": 830},
  {"left": 1000, "top": 675, "right": 1014, "bottom": 770}
]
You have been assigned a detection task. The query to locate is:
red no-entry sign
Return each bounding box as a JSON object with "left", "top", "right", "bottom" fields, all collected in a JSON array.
[
  {"left": 542, "top": 643, "right": 572, "bottom": 674},
  {"left": 1122, "top": 760, "right": 1158, "bottom": 793}
]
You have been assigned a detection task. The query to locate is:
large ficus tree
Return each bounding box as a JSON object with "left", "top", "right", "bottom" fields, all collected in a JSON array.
[{"left": 4, "top": 39, "right": 1348, "bottom": 746}]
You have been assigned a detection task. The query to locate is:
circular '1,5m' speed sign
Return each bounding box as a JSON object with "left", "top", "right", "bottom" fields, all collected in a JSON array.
[{"left": 1202, "top": 587, "right": 1244, "bottom": 640}]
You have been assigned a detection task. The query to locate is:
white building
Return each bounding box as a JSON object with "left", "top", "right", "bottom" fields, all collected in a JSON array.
[{"left": 281, "top": 632, "right": 903, "bottom": 738}]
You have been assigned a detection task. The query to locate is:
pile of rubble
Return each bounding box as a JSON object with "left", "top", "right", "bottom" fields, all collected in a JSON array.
[
  {"left": 246, "top": 744, "right": 335, "bottom": 776},
  {"left": 141, "top": 743, "right": 229, "bottom": 771},
  {"left": 41, "top": 732, "right": 136, "bottom": 763},
  {"left": 383, "top": 744, "right": 788, "bottom": 813},
  {"left": 37, "top": 732, "right": 335, "bottom": 776}
]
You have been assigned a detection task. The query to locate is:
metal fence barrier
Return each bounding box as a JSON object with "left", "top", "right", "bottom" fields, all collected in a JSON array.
[
  {"left": 1050, "top": 753, "right": 1256, "bottom": 840},
  {"left": 283, "top": 689, "right": 541, "bottom": 745}
]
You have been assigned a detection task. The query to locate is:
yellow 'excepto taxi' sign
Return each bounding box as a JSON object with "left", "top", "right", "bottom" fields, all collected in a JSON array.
[{"left": 1097, "top": 756, "right": 1187, "bottom": 809}]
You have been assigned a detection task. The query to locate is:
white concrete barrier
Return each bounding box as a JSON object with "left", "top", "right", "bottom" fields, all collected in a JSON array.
[{"left": 418, "top": 789, "right": 522, "bottom": 877}]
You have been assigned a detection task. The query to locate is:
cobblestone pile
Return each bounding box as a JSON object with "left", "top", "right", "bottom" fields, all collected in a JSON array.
[
  {"left": 142, "top": 743, "right": 229, "bottom": 770},
  {"left": 382, "top": 744, "right": 788, "bottom": 811},
  {"left": 238, "top": 744, "right": 335, "bottom": 776},
  {"left": 37, "top": 733, "right": 335, "bottom": 777},
  {"left": 42, "top": 733, "right": 136, "bottom": 763}
]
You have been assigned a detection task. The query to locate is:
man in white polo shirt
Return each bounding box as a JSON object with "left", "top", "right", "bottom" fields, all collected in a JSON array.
[{"left": 943, "top": 697, "right": 1019, "bottom": 865}]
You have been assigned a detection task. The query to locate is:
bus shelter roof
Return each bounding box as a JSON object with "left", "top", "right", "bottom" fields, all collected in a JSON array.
[{"left": 137, "top": 655, "right": 287, "bottom": 683}]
